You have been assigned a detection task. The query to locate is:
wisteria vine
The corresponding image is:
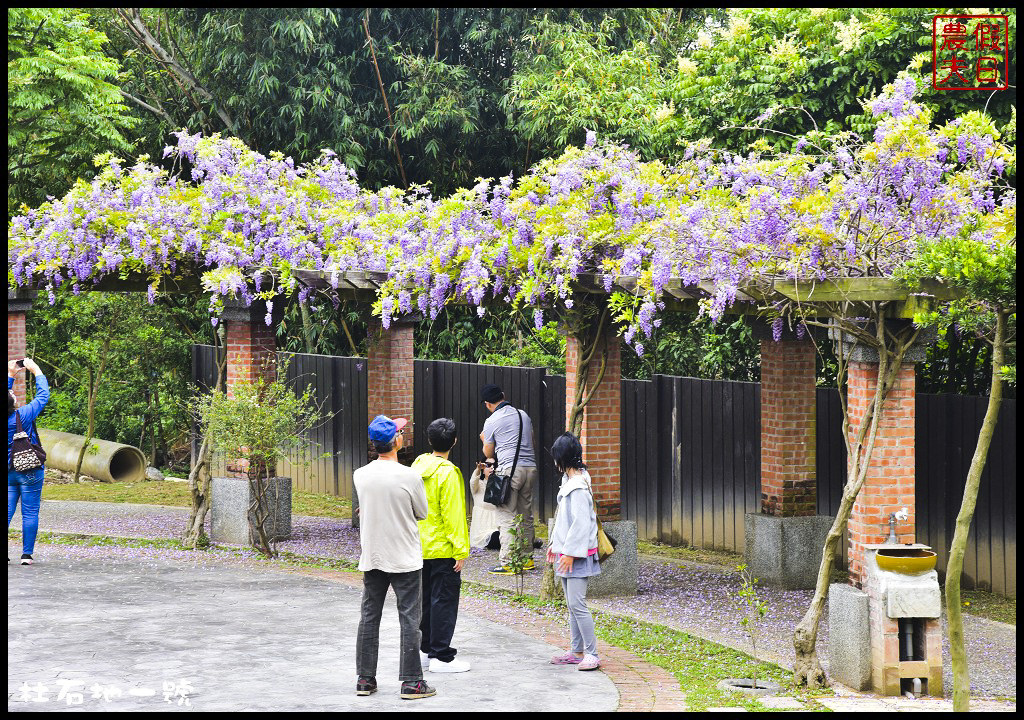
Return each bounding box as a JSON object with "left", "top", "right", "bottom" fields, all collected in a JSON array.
[{"left": 7, "top": 78, "right": 1015, "bottom": 353}]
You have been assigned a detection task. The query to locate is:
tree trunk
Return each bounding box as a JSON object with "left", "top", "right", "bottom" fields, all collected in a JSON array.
[
  {"left": 74, "top": 340, "right": 110, "bottom": 483},
  {"left": 73, "top": 368, "right": 94, "bottom": 484},
  {"left": 566, "top": 306, "right": 609, "bottom": 438},
  {"left": 185, "top": 339, "right": 225, "bottom": 549},
  {"left": 539, "top": 559, "right": 564, "bottom": 603},
  {"left": 300, "top": 302, "right": 317, "bottom": 354},
  {"left": 945, "top": 312, "right": 1007, "bottom": 712}
]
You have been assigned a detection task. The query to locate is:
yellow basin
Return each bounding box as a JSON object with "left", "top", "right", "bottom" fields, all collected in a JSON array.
[{"left": 875, "top": 548, "right": 937, "bottom": 575}]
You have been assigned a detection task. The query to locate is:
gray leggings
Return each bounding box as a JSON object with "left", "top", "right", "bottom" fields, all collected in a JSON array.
[{"left": 560, "top": 576, "right": 597, "bottom": 656}]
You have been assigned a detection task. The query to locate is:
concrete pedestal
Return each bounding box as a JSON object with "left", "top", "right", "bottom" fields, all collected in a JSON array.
[
  {"left": 212, "top": 476, "right": 292, "bottom": 546},
  {"left": 744, "top": 513, "right": 833, "bottom": 589},
  {"left": 827, "top": 583, "right": 872, "bottom": 690},
  {"left": 546, "top": 519, "right": 637, "bottom": 597}
]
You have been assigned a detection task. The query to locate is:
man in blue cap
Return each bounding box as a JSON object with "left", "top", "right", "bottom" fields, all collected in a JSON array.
[{"left": 353, "top": 415, "right": 434, "bottom": 700}]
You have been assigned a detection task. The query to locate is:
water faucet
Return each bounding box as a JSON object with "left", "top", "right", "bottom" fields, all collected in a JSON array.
[{"left": 886, "top": 507, "right": 909, "bottom": 544}]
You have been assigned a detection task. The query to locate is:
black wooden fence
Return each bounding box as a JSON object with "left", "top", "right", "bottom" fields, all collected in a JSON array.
[
  {"left": 192, "top": 346, "right": 1016, "bottom": 596},
  {"left": 413, "top": 360, "right": 565, "bottom": 520}
]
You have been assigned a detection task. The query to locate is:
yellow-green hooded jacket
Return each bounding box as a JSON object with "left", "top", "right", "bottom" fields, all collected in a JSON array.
[{"left": 412, "top": 453, "right": 470, "bottom": 560}]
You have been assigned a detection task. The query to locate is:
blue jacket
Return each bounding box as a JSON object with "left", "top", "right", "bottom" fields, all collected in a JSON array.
[{"left": 8, "top": 373, "right": 50, "bottom": 469}]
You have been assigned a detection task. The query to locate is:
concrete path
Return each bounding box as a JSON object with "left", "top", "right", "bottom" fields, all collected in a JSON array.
[{"left": 7, "top": 542, "right": 617, "bottom": 712}]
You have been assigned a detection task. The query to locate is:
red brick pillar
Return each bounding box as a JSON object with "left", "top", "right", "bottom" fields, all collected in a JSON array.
[
  {"left": 222, "top": 301, "right": 277, "bottom": 396},
  {"left": 759, "top": 337, "right": 817, "bottom": 517},
  {"left": 846, "top": 360, "right": 917, "bottom": 588},
  {"left": 8, "top": 291, "right": 35, "bottom": 405},
  {"left": 366, "top": 319, "right": 415, "bottom": 424},
  {"left": 220, "top": 299, "right": 279, "bottom": 477},
  {"left": 745, "top": 319, "right": 830, "bottom": 589},
  {"left": 566, "top": 326, "right": 621, "bottom": 521}
]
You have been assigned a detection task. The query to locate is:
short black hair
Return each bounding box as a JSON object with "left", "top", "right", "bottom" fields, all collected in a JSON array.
[
  {"left": 8, "top": 391, "right": 16, "bottom": 416},
  {"left": 550, "top": 432, "right": 585, "bottom": 473},
  {"left": 426, "top": 417, "right": 457, "bottom": 452},
  {"left": 372, "top": 438, "right": 396, "bottom": 455}
]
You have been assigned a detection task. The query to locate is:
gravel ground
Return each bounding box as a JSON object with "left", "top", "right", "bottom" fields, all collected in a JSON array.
[{"left": 11, "top": 500, "right": 1017, "bottom": 700}]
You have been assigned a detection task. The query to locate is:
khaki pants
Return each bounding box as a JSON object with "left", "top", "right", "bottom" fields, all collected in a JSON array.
[{"left": 496, "top": 466, "right": 537, "bottom": 565}]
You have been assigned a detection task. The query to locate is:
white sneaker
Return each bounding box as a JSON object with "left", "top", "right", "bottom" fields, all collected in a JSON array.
[
  {"left": 429, "top": 658, "right": 470, "bottom": 673},
  {"left": 419, "top": 651, "right": 430, "bottom": 671}
]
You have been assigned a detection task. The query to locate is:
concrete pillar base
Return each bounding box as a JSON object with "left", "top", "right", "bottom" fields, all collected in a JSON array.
[
  {"left": 743, "top": 513, "right": 833, "bottom": 589},
  {"left": 827, "top": 583, "right": 872, "bottom": 690},
  {"left": 212, "top": 475, "right": 292, "bottom": 546}
]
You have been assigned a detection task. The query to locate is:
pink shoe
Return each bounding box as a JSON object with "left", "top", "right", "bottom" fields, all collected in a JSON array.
[
  {"left": 550, "top": 651, "right": 583, "bottom": 665},
  {"left": 577, "top": 654, "right": 600, "bottom": 671}
]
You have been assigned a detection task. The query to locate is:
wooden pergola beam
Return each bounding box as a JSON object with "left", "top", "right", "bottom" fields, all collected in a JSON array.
[{"left": 13, "top": 270, "right": 960, "bottom": 320}]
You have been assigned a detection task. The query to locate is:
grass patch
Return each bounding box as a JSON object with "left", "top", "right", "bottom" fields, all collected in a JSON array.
[
  {"left": 12, "top": 529, "right": 187, "bottom": 551},
  {"left": 950, "top": 586, "right": 1016, "bottom": 626},
  {"left": 638, "top": 540, "right": 745, "bottom": 568},
  {"left": 41, "top": 480, "right": 353, "bottom": 519},
  {"left": 594, "top": 613, "right": 831, "bottom": 711},
  {"left": 43, "top": 480, "right": 192, "bottom": 506}
]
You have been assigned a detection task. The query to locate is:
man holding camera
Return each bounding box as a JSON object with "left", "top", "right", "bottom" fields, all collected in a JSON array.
[{"left": 478, "top": 383, "right": 537, "bottom": 575}]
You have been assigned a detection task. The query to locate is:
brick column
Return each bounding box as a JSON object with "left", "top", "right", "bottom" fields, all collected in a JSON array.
[
  {"left": 220, "top": 299, "right": 279, "bottom": 478},
  {"left": 759, "top": 337, "right": 817, "bottom": 517},
  {"left": 745, "top": 319, "right": 831, "bottom": 589},
  {"left": 222, "top": 300, "right": 278, "bottom": 396},
  {"left": 366, "top": 319, "right": 415, "bottom": 424},
  {"left": 8, "top": 291, "right": 35, "bottom": 405},
  {"left": 566, "top": 326, "right": 621, "bottom": 521},
  {"left": 846, "top": 361, "right": 917, "bottom": 588}
]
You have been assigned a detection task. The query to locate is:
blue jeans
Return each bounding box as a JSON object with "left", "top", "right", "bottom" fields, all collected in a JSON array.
[{"left": 8, "top": 468, "right": 44, "bottom": 555}]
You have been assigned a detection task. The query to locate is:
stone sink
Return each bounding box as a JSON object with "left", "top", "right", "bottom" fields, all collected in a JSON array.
[{"left": 875, "top": 547, "right": 937, "bottom": 575}]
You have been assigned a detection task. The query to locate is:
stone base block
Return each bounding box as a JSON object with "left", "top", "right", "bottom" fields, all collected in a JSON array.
[
  {"left": 744, "top": 513, "right": 833, "bottom": 589},
  {"left": 547, "top": 519, "right": 637, "bottom": 597},
  {"left": 588, "top": 520, "right": 638, "bottom": 597},
  {"left": 212, "top": 476, "right": 292, "bottom": 546},
  {"left": 827, "top": 583, "right": 872, "bottom": 690}
]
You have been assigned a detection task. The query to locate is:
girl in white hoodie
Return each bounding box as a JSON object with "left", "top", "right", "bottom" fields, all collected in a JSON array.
[{"left": 546, "top": 432, "right": 601, "bottom": 671}]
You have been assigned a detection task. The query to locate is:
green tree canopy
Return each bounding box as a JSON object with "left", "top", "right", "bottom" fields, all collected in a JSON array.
[{"left": 8, "top": 8, "right": 136, "bottom": 216}]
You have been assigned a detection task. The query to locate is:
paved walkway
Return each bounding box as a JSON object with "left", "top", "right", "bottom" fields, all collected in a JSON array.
[
  {"left": 9, "top": 500, "right": 1018, "bottom": 711},
  {"left": 8, "top": 543, "right": 618, "bottom": 712}
]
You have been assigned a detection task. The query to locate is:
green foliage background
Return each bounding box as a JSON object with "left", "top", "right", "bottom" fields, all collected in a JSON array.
[{"left": 10, "top": 8, "right": 1015, "bottom": 468}]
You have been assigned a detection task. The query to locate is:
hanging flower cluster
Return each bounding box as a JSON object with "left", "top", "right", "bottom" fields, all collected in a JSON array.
[{"left": 8, "top": 78, "right": 1015, "bottom": 353}]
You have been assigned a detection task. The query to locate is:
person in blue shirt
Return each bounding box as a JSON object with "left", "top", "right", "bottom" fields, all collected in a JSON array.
[{"left": 8, "top": 358, "right": 49, "bottom": 565}]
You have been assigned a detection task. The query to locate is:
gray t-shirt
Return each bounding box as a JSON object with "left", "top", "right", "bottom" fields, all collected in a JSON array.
[
  {"left": 481, "top": 402, "right": 536, "bottom": 469},
  {"left": 353, "top": 458, "right": 428, "bottom": 573}
]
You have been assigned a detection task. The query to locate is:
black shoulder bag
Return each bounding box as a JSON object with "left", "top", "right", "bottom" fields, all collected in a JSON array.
[
  {"left": 10, "top": 411, "right": 46, "bottom": 472},
  {"left": 483, "top": 408, "right": 523, "bottom": 507}
]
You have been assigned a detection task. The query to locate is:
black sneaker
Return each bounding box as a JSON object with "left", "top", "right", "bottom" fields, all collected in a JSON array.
[
  {"left": 20, "top": 554, "right": 33, "bottom": 566},
  {"left": 400, "top": 679, "right": 436, "bottom": 700},
  {"left": 355, "top": 676, "right": 377, "bottom": 696}
]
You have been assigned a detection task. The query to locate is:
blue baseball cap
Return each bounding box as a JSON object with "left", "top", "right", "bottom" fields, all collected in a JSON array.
[{"left": 368, "top": 415, "right": 408, "bottom": 444}]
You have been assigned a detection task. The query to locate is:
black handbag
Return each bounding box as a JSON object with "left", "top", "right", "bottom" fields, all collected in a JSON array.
[
  {"left": 10, "top": 411, "right": 46, "bottom": 472},
  {"left": 483, "top": 407, "right": 523, "bottom": 507}
]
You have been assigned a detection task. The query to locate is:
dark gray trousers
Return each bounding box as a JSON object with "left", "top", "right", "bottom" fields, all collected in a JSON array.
[{"left": 356, "top": 569, "right": 423, "bottom": 681}]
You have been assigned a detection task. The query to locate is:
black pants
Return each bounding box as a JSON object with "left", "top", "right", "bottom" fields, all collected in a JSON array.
[
  {"left": 356, "top": 569, "right": 422, "bottom": 681},
  {"left": 420, "top": 558, "right": 462, "bottom": 663}
]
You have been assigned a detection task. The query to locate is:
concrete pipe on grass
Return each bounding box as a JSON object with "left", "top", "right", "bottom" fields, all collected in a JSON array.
[{"left": 38, "top": 428, "right": 147, "bottom": 483}]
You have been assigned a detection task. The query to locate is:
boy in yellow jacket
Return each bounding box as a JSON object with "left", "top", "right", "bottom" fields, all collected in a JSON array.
[{"left": 412, "top": 417, "right": 471, "bottom": 673}]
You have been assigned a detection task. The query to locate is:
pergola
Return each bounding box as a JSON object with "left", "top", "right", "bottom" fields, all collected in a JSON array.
[{"left": 8, "top": 269, "right": 956, "bottom": 589}]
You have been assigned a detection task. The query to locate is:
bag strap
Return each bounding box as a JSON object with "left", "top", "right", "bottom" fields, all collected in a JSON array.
[{"left": 506, "top": 408, "right": 524, "bottom": 480}]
